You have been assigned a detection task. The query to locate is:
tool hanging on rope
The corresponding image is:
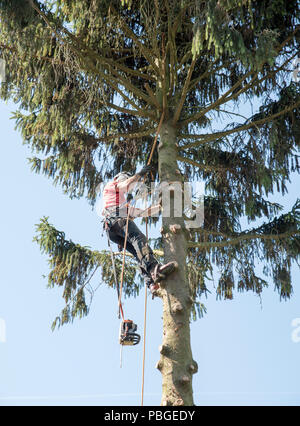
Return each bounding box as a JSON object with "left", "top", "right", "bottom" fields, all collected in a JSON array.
[{"left": 119, "top": 319, "right": 141, "bottom": 346}]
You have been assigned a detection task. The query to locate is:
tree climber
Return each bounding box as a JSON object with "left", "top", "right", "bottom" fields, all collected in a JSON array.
[{"left": 102, "top": 166, "right": 176, "bottom": 295}]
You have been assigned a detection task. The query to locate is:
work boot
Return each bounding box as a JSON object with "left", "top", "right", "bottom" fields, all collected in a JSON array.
[
  {"left": 144, "top": 275, "right": 160, "bottom": 298},
  {"left": 149, "top": 282, "right": 160, "bottom": 297},
  {"left": 150, "top": 261, "right": 177, "bottom": 284}
]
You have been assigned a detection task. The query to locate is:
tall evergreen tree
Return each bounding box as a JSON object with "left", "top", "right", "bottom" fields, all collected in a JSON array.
[{"left": 1, "top": 0, "right": 299, "bottom": 405}]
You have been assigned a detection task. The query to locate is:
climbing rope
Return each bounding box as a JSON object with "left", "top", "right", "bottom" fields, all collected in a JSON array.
[{"left": 141, "top": 216, "right": 148, "bottom": 407}]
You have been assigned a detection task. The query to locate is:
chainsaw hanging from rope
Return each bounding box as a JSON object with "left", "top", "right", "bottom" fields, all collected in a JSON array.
[{"left": 119, "top": 319, "right": 141, "bottom": 346}]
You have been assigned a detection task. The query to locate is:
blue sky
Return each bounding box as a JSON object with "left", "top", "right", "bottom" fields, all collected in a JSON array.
[{"left": 0, "top": 98, "right": 299, "bottom": 406}]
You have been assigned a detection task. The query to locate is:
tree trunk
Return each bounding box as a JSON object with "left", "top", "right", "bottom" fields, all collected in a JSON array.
[{"left": 157, "top": 120, "right": 198, "bottom": 406}]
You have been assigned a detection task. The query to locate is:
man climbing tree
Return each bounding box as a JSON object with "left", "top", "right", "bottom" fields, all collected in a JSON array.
[
  {"left": 0, "top": 0, "right": 299, "bottom": 406},
  {"left": 102, "top": 167, "right": 176, "bottom": 295}
]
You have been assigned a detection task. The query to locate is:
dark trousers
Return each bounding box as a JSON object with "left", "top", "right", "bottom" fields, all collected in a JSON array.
[{"left": 107, "top": 217, "right": 158, "bottom": 286}]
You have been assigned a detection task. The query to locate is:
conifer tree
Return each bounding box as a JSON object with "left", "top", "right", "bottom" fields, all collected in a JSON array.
[{"left": 1, "top": 0, "right": 299, "bottom": 406}]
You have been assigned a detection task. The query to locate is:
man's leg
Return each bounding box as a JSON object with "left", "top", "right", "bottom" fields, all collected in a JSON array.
[
  {"left": 124, "top": 220, "right": 158, "bottom": 275},
  {"left": 109, "top": 218, "right": 177, "bottom": 293},
  {"left": 108, "top": 219, "right": 155, "bottom": 288},
  {"left": 122, "top": 220, "right": 177, "bottom": 288}
]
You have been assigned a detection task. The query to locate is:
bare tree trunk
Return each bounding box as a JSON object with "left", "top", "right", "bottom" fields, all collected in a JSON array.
[{"left": 156, "top": 120, "right": 198, "bottom": 406}]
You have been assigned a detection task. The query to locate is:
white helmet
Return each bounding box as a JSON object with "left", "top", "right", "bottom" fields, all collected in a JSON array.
[{"left": 114, "top": 172, "right": 130, "bottom": 182}]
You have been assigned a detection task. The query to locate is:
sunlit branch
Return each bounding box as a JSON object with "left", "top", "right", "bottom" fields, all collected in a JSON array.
[
  {"left": 179, "top": 100, "right": 300, "bottom": 150},
  {"left": 188, "top": 231, "right": 300, "bottom": 249}
]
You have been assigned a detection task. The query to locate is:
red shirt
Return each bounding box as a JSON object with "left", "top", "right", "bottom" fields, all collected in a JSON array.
[{"left": 103, "top": 181, "right": 126, "bottom": 209}]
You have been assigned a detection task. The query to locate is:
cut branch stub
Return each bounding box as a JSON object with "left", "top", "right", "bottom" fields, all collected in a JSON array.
[
  {"left": 177, "top": 375, "right": 191, "bottom": 386},
  {"left": 188, "top": 361, "right": 198, "bottom": 375},
  {"left": 155, "top": 360, "right": 163, "bottom": 371},
  {"left": 159, "top": 344, "right": 171, "bottom": 356},
  {"left": 171, "top": 301, "right": 184, "bottom": 313}
]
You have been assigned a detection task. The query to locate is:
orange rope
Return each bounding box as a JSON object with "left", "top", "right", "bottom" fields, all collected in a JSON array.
[{"left": 141, "top": 217, "right": 148, "bottom": 406}]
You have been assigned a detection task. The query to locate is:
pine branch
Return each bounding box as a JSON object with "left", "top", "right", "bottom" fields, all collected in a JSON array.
[
  {"left": 179, "top": 99, "right": 300, "bottom": 150},
  {"left": 189, "top": 200, "right": 300, "bottom": 248},
  {"left": 179, "top": 38, "right": 299, "bottom": 128},
  {"left": 179, "top": 68, "right": 255, "bottom": 128},
  {"left": 144, "top": 83, "right": 162, "bottom": 111},
  {"left": 96, "top": 128, "right": 156, "bottom": 143},
  {"left": 173, "top": 58, "right": 196, "bottom": 125},
  {"left": 188, "top": 230, "right": 300, "bottom": 249},
  {"left": 33, "top": 217, "right": 146, "bottom": 327},
  {"left": 178, "top": 51, "right": 193, "bottom": 71},
  {"left": 177, "top": 154, "right": 230, "bottom": 172},
  {"left": 30, "top": 1, "right": 157, "bottom": 117},
  {"left": 97, "top": 101, "right": 152, "bottom": 119},
  {"left": 187, "top": 60, "right": 226, "bottom": 93},
  {"left": 30, "top": 1, "right": 155, "bottom": 86},
  {"left": 109, "top": 4, "right": 161, "bottom": 76}
]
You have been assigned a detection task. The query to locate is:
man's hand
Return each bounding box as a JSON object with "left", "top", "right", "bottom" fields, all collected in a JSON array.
[
  {"left": 128, "top": 205, "right": 143, "bottom": 218},
  {"left": 138, "top": 204, "right": 161, "bottom": 218},
  {"left": 137, "top": 165, "right": 155, "bottom": 178},
  {"left": 117, "top": 165, "right": 155, "bottom": 191}
]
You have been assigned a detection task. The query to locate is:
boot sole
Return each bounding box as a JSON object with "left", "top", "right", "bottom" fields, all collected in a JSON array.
[{"left": 153, "top": 262, "right": 177, "bottom": 284}]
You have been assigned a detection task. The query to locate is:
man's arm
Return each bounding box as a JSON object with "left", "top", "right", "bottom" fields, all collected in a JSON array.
[
  {"left": 117, "top": 174, "right": 140, "bottom": 192},
  {"left": 138, "top": 204, "right": 161, "bottom": 217},
  {"left": 129, "top": 204, "right": 161, "bottom": 218},
  {"left": 116, "top": 165, "right": 154, "bottom": 192}
]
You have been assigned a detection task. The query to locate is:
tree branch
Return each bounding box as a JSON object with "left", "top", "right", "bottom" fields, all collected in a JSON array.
[
  {"left": 188, "top": 231, "right": 300, "bottom": 249},
  {"left": 179, "top": 68, "right": 255, "bottom": 128},
  {"left": 109, "top": 4, "right": 161, "bottom": 76},
  {"left": 99, "top": 101, "right": 152, "bottom": 119},
  {"left": 30, "top": 1, "right": 157, "bottom": 116},
  {"left": 177, "top": 155, "right": 230, "bottom": 172},
  {"left": 96, "top": 128, "right": 156, "bottom": 143},
  {"left": 178, "top": 33, "right": 299, "bottom": 128},
  {"left": 188, "top": 60, "right": 225, "bottom": 93},
  {"left": 179, "top": 99, "right": 300, "bottom": 150},
  {"left": 144, "top": 83, "right": 162, "bottom": 111},
  {"left": 172, "top": 58, "right": 196, "bottom": 125}
]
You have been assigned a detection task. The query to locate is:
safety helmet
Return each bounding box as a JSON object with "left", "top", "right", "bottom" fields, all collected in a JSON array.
[{"left": 114, "top": 172, "right": 131, "bottom": 182}]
